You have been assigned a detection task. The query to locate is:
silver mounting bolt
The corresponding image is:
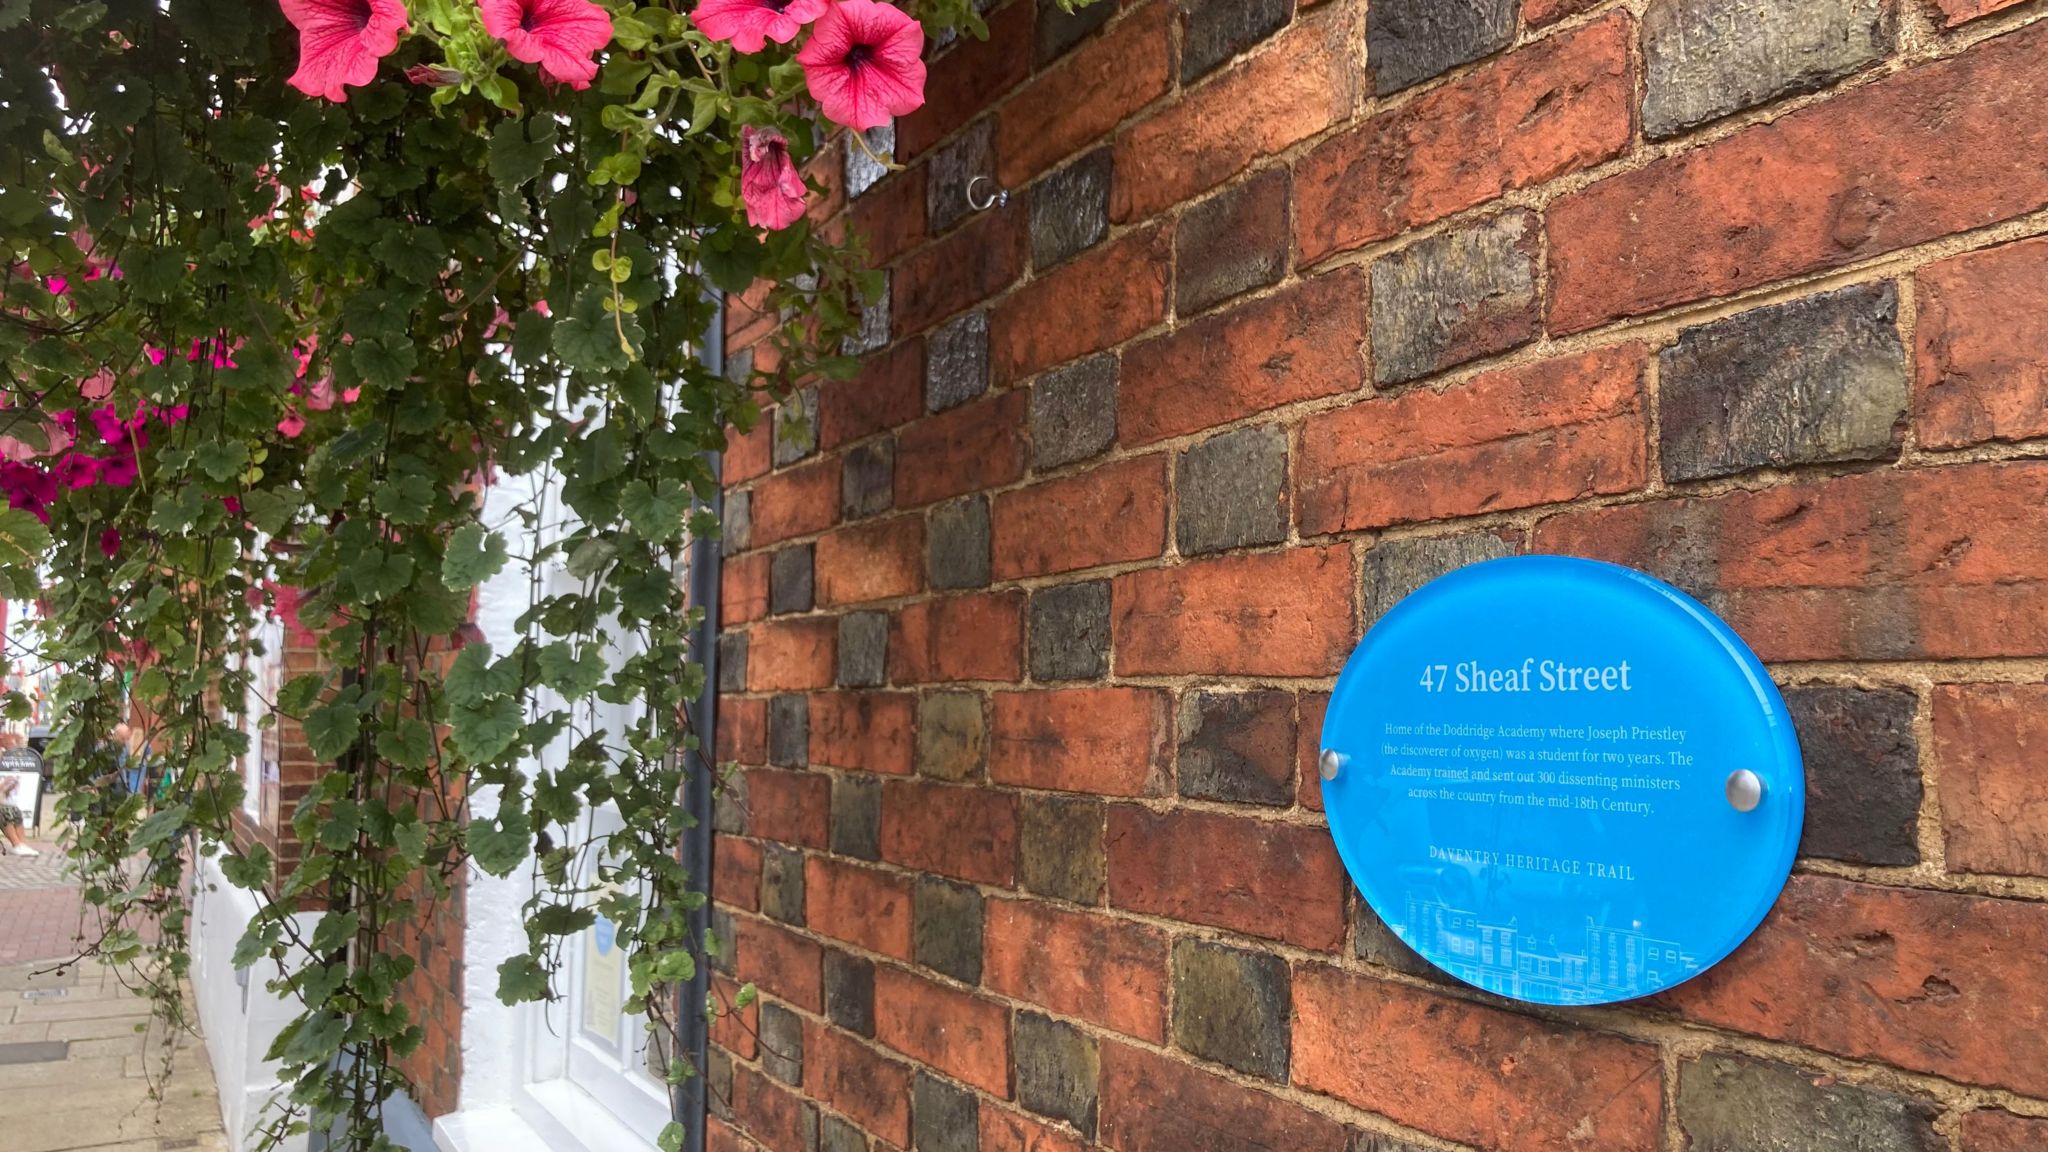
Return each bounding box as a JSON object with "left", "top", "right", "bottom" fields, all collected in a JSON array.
[
  {"left": 1318, "top": 749, "right": 1346, "bottom": 782},
  {"left": 1725, "top": 769, "right": 1764, "bottom": 813}
]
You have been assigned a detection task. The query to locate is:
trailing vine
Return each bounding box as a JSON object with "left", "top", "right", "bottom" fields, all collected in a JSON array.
[{"left": 0, "top": 0, "right": 1078, "bottom": 1145}]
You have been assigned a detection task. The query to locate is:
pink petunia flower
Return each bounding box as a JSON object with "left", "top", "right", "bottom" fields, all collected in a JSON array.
[
  {"left": 46, "top": 276, "right": 68, "bottom": 296},
  {"left": 478, "top": 0, "right": 614, "bottom": 90},
  {"left": 99, "top": 451, "right": 138, "bottom": 488},
  {"left": 278, "top": 0, "right": 411, "bottom": 102},
  {"left": 739, "top": 126, "right": 809, "bottom": 231},
  {"left": 278, "top": 408, "right": 307, "bottom": 439},
  {"left": 54, "top": 453, "right": 101, "bottom": 490},
  {"left": 691, "top": 0, "right": 829, "bottom": 54},
  {"left": 98, "top": 528, "right": 121, "bottom": 558},
  {"left": 224, "top": 496, "right": 243, "bottom": 516},
  {"left": 794, "top": 0, "right": 925, "bottom": 132},
  {"left": 88, "top": 405, "right": 127, "bottom": 446}
]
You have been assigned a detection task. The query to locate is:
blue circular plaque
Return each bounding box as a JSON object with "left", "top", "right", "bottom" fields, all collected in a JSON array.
[{"left": 1321, "top": 556, "right": 1802, "bottom": 1005}]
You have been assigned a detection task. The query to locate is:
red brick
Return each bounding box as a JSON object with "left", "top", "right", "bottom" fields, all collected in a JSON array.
[
  {"left": 736, "top": 915, "right": 824, "bottom": 1012},
  {"left": 997, "top": 2, "right": 1173, "bottom": 187},
  {"left": 1296, "top": 15, "right": 1632, "bottom": 264},
  {"left": 750, "top": 455, "right": 840, "bottom": 547},
  {"left": 815, "top": 515, "right": 925, "bottom": 606},
  {"left": 1928, "top": 0, "right": 2029, "bottom": 27},
  {"left": 1549, "top": 20, "right": 2048, "bottom": 333},
  {"left": 1524, "top": 0, "right": 1601, "bottom": 26},
  {"left": 989, "top": 223, "right": 1171, "bottom": 385},
  {"left": 1665, "top": 874, "right": 2048, "bottom": 1097},
  {"left": 746, "top": 617, "right": 837, "bottom": 692},
  {"left": 982, "top": 899, "right": 1168, "bottom": 1042},
  {"left": 1294, "top": 965, "right": 1664, "bottom": 1152},
  {"left": 715, "top": 835, "right": 763, "bottom": 912},
  {"left": 727, "top": 418, "right": 773, "bottom": 486},
  {"left": 888, "top": 590, "right": 1026, "bottom": 684},
  {"left": 989, "top": 688, "right": 1168, "bottom": 797},
  {"left": 744, "top": 767, "right": 831, "bottom": 850},
  {"left": 803, "top": 1021, "right": 914, "bottom": 1147},
  {"left": 1915, "top": 237, "right": 2048, "bottom": 449},
  {"left": 1098, "top": 1040, "right": 1349, "bottom": 1152},
  {"left": 874, "top": 964, "right": 1012, "bottom": 1095},
  {"left": 1295, "top": 344, "right": 1649, "bottom": 534},
  {"left": 895, "top": 203, "right": 1028, "bottom": 336},
  {"left": 1934, "top": 683, "right": 2048, "bottom": 878},
  {"left": 990, "top": 456, "right": 1168, "bottom": 579},
  {"left": 711, "top": 973, "right": 759, "bottom": 1060},
  {"left": 1295, "top": 691, "right": 1329, "bottom": 812},
  {"left": 849, "top": 165, "right": 927, "bottom": 268},
  {"left": 894, "top": 390, "right": 1030, "bottom": 508},
  {"left": 899, "top": 0, "right": 1034, "bottom": 158},
  {"left": 732, "top": 1064, "right": 814, "bottom": 1152},
  {"left": 705, "top": 1116, "right": 751, "bottom": 1152},
  {"left": 821, "top": 340, "right": 922, "bottom": 450},
  {"left": 724, "top": 553, "right": 770, "bottom": 626},
  {"left": 1962, "top": 1110, "right": 2048, "bottom": 1152},
  {"left": 809, "top": 691, "right": 916, "bottom": 775},
  {"left": 1120, "top": 266, "right": 1367, "bottom": 446},
  {"left": 980, "top": 1106, "right": 1088, "bottom": 1152},
  {"left": 1111, "top": 546, "right": 1355, "bottom": 678},
  {"left": 1534, "top": 462, "right": 2048, "bottom": 662},
  {"left": 719, "top": 695, "right": 767, "bottom": 765},
  {"left": 1111, "top": 9, "right": 1358, "bottom": 223},
  {"left": 880, "top": 778, "right": 1018, "bottom": 886},
  {"left": 1107, "top": 806, "right": 1346, "bottom": 949},
  {"left": 805, "top": 855, "right": 914, "bottom": 959}
]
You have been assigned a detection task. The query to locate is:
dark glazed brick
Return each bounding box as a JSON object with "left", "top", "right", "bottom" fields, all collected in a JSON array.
[
  {"left": 1676, "top": 1051, "right": 1943, "bottom": 1152},
  {"left": 845, "top": 123, "right": 895, "bottom": 199},
  {"left": 1030, "top": 355, "right": 1118, "bottom": 470},
  {"left": 762, "top": 844, "right": 807, "bottom": 925},
  {"left": 1362, "top": 532, "right": 1516, "bottom": 628},
  {"left": 1369, "top": 210, "right": 1541, "bottom": 387},
  {"left": 707, "top": 1045, "right": 735, "bottom": 1119},
  {"left": 914, "top": 877, "right": 986, "bottom": 984},
  {"left": 1643, "top": 0, "right": 1888, "bottom": 139},
  {"left": 1028, "top": 581, "right": 1112, "bottom": 681},
  {"left": 716, "top": 771, "right": 750, "bottom": 835},
  {"left": 723, "top": 488, "right": 752, "bottom": 557},
  {"left": 1353, "top": 896, "right": 1444, "bottom": 982},
  {"left": 844, "top": 439, "right": 897, "bottom": 520},
  {"left": 718, "top": 631, "right": 749, "bottom": 695},
  {"left": 710, "top": 907, "right": 738, "bottom": 974},
  {"left": 927, "top": 311, "right": 991, "bottom": 413},
  {"left": 846, "top": 278, "right": 892, "bottom": 356},
  {"left": 725, "top": 345, "right": 755, "bottom": 387},
  {"left": 774, "top": 387, "right": 821, "bottom": 467},
  {"left": 771, "top": 545, "right": 816, "bottom": 615},
  {"left": 1170, "top": 938, "right": 1291, "bottom": 1083},
  {"left": 824, "top": 950, "right": 877, "bottom": 1037},
  {"left": 1660, "top": 282, "right": 1908, "bottom": 483},
  {"left": 1175, "top": 425, "right": 1288, "bottom": 556},
  {"left": 915, "top": 1072, "right": 980, "bottom": 1152},
  {"left": 769, "top": 695, "right": 810, "bottom": 768},
  {"left": 1030, "top": 150, "right": 1112, "bottom": 270},
  {"left": 838, "top": 611, "right": 890, "bottom": 689},
  {"left": 930, "top": 120, "right": 997, "bottom": 236},
  {"left": 831, "top": 775, "right": 883, "bottom": 861},
  {"left": 1786, "top": 686, "right": 1922, "bottom": 866},
  {"left": 1018, "top": 794, "right": 1105, "bottom": 904},
  {"left": 1175, "top": 170, "right": 1289, "bottom": 316},
  {"left": 761, "top": 1000, "right": 805, "bottom": 1084},
  {"left": 822, "top": 1114, "right": 867, "bottom": 1152},
  {"left": 1036, "top": 0, "right": 1115, "bottom": 63},
  {"left": 1366, "top": 0, "right": 1516, "bottom": 95},
  {"left": 1181, "top": 0, "right": 1292, "bottom": 82},
  {"left": 929, "top": 495, "right": 993, "bottom": 590},
  {"left": 1176, "top": 689, "right": 1296, "bottom": 806},
  {"left": 1014, "top": 1011, "right": 1100, "bottom": 1135},
  {"left": 1350, "top": 1134, "right": 1434, "bottom": 1152},
  {"left": 917, "top": 692, "right": 988, "bottom": 781}
]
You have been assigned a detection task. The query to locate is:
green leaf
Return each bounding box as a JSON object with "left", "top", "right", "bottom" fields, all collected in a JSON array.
[
  {"left": 554, "top": 291, "right": 632, "bottom": 373},
  {"left": 132, "top": 805, "right": 189, "bottom": 851},
  {"left": 303, "top": 702, "right": 362, "bottom": 761},
  {"left": 0, "top": 507, "right": 52, "bottom": 572},
  {"left": 443, "top": 523, "right": 509, "bottom": 592},
  {"left": 488, "top": 117, "right": 558, "bottom": 191},
  {"left": 496, "top": 954, "right": 551, "bottom": 1005},
  {"left": 618, "top": 478, "right": 689, "bottom": 542},
  {"left": 451, "top": 695, "right": 522, "bottom": 762},
  {"left": 533, "top": 903, "right": 597, "bottom": 935},
  {"left": 379, "top": 718, "right": 435, "bottom": 771},
  {"left": 658, "top": 1123, "right": 685, "bottom": 1152},
  {"left": 275, "top": 1009, "right": 347, "bottom": 1066},
  {"left": 194, "top": 441, "right": 250, "bottom": 482},
  {"left": 470, "top": 803, "right": 531, "bottom": 876},
  {"left": 277, "top": 673, "right": 326, "bottom": 716},
  {"left": 538, "top": 642, "right": 606, "bottom": 700},
  {"left": 374, "top": 473, "right": 436, "bottom": 525}
]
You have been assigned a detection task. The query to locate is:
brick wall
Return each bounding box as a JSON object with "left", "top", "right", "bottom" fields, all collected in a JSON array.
[{"left": 711, "top": 1, "right": 2048, "bottom": 1149}]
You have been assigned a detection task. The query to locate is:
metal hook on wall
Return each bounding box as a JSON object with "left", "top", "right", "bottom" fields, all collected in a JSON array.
[{"left": 965, "top": 175, "right": 1009, "bottom": 213}]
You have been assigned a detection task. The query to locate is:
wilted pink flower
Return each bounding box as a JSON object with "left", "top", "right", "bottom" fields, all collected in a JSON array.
[
  {"left": 98, "top": 528, "right": 121, "bottom": 557},
  {"left": 187, "top": 337, "right": 239, "bottom": 369},
  {"left": 404, "top": 63, "right": 462, "bottom": 86},
  {"left": 278, "top": 409, "right": 307, "bottom": 439},
  {"left": 796, "top": 0, "right": 925, "bottom": 132},
  {"left": 80, "top": 370, "right": 114, "bottom": 400},
  {"left": 278, "top": 0, "right": 411, "bottom": 102},
  {"left": 739, "top": 126, "right": 809, "bottom": 231},
  {"left": 691, "top": 0, "right": 829, "bottom": 53},
  {"left": 478, "top": 0, "right": 613, "bottom": 89}
]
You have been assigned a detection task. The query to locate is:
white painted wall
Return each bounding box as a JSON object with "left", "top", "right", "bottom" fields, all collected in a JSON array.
[{"left": 189, "top": 854, "right": 317, "bottom": 1152}]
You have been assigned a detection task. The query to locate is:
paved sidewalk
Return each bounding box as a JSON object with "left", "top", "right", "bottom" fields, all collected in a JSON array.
[{"left": 0, "top": 833, "right": 229, "bottom": 1152}]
